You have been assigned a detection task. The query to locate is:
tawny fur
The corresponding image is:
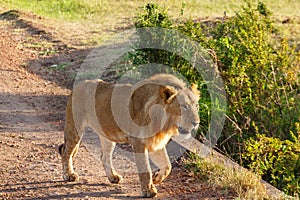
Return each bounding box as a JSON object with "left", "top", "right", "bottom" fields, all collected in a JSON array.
[{"left": 59, "top": 74, "right": 200, "bottom": 198}]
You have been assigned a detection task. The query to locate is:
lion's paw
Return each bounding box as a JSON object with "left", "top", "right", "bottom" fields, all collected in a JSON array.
[
  {"left": 108, "top": 174, "right": 123, "bottom": 184},
  {"left": 141, "top": 184, "right": 157, "bottom": 198},
  {"left": 63, "top": 173, "right": 79, "bottom": 182},
  {"left": 152, "top": 171, "right": 164, "bottom": 184}
]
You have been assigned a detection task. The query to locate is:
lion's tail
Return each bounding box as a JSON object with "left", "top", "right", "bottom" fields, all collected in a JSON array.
[{"left": 58, "top": 144, "right": 65, "bottom": 156}]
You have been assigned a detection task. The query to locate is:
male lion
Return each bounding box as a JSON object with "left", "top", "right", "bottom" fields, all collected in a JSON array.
[{"left": 59, "top": 74, "right": 200, "bottom": 198}]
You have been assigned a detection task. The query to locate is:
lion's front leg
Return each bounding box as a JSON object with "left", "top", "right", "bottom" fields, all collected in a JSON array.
[
  {"left": 149, "top": 147, "right": 171, "bottom": 184},
  {"left": 132, "top": 143, "right": 157, "bottom": 198},
  {"left": 99, "top": 136, "right": 122, "bottom": 184}
]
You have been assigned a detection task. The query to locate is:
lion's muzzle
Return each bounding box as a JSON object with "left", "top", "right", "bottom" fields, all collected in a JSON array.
[{"left": 178, "top": 121, "right": 199, "bottom": 135}]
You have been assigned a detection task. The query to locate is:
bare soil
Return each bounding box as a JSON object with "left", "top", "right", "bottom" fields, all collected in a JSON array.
[{"left": 0, "top": 10, "right": 238, "bottom": 200}]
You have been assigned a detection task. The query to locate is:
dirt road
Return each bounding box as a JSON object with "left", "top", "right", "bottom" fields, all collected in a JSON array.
[{"left": 0, "top": 11, "right": 238, "bottom": 200}]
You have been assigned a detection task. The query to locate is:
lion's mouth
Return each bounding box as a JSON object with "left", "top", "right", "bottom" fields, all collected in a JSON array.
[
  {"left": 178, "top": 126, "right": 190, "bottom": 134},
  {"left": 178, "top": 122, "right": 199, "bottom": 135}
]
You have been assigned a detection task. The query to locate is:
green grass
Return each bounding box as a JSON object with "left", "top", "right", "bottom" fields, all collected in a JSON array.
[
  {"left": 1, "top": 0, "right": 299, "bottom": 46},
  {"left": 2, "top": 0, "right": 299, "bottom": 20},
  {"left": 185, "top": 153, "right": 269, "bottom": 200},
  {"left": 184, "top": 153, "right": 296, "bottom": 200},
  {"left": 0, "top": 0, "right": 299, "bottom": 197}
]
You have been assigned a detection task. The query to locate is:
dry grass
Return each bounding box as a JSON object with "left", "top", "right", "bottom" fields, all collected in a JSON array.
[
  {"left": 0, "top": 1, "right": 299, "bottom": 198},
  {"left": 1, "top": 0, "right": 299, "bottom": 47},
  {"left": 184, "top": 153, "right": 283, "bottom": 200}
]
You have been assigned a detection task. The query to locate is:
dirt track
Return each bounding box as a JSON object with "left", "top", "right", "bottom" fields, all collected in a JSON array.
[{"left": 0, "top": 11, "right": 239, "bottom": 200}]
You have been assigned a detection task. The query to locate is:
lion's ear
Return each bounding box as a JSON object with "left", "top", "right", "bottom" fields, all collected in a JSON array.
[
  {"left": 191, "top": 83, "right": 200, "bottom": 100},
  {"left": 159, "top": 86, "right": 177, "bottom": 104}
]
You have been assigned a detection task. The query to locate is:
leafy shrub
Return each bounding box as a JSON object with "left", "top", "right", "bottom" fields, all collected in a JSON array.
[
  {"left": 200, "top": 2, "right": 299, "bottom": 194},
  {"left": 202, "top": 1, "right": 299, "bottom": 151},
  {"left": 202, "top": 2, "right": 300, "bottom": 195},
  {"left": 134, "top": 3, "right": 173, "bottom": 29},
  {"left": 133, "top": 1, "right": 300, "bottom": 195},
  {"left": 132, "top": 3, "right": 212, "bottom": 138},
  {"left": 243, "top": 130, "right": 300, "bottom": 196}
]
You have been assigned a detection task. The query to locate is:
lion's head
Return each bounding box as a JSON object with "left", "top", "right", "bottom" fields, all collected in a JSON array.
[
  {"left": 129, "top": 74, "right": 200, "bottom": 140},
  {"left": 155, "top": 75, "right": 200, "bottom": 136}
]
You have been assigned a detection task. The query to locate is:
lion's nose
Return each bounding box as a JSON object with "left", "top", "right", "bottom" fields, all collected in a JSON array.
[
  {"left": 192, "top": 121, "right": 199, "bottom": 131},
  {"left": 192, "top": 121, "right": 199, "bottom": 126}
]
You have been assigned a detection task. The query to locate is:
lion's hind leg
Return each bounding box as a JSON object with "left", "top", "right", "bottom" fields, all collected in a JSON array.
[
  {"left": 60, "top": 129, "right": 81, "bottom": 182},
  {"left": 99, "top": 135, "right": 123, "bottom": 184}
]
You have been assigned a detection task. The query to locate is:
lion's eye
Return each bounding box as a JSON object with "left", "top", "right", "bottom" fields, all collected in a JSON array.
[{"left": 181, "top": 105, "right": 188, "bottom": 111}]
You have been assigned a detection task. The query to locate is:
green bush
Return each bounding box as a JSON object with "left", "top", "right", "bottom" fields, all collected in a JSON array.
[
  {"left": 203, "top": 2, "right": 300, "bottom": 195},
  {"left": 132, "top": 3, "right": 212, "bottom": 138},
  {"left": 133, "top": 1, "right": 300, "bottom": 195},
  {"left": 134, "top": 3, "right": 173, "bottom": 29},
  {"left": 243, "top": 129, "right": 300, "bottom": 196},
  {"left": 200, "top": 1, "right": 299, "bottom": 151},
  {"left": 201, "top": 2, "right": 300, "bottom": 194}
]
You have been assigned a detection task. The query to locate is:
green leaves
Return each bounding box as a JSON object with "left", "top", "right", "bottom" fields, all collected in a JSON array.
[
  {"left": 134, "top": 3, "right": 172, "bottom": 29},
  {"left": 133, "top": 2, "right": 300, "bottom": 195},
  {"left": 208, "top": 1, "right": 299, "bottom": 144},
  {"left": 243, "top": 134, "right": 300, "bottom": 196}
]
